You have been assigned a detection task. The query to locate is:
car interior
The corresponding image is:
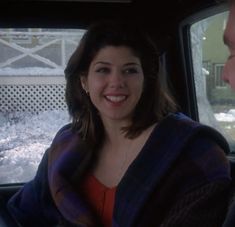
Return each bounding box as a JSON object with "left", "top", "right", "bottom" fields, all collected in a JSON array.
[{"left": 0, "top": 0, "right": 235, "bottom": 226}]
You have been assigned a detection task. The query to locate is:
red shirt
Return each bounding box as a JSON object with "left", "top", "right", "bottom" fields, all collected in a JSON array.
[{"left": 82, "top": 175, "right": 116, "bottom": 227}]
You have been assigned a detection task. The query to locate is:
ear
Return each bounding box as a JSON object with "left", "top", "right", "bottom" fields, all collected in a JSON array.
[{"left": 80, "top": 75, "right": 88, "bottom": 93}]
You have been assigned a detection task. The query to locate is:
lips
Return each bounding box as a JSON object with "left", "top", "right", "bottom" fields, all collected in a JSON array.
[{"left": 105, "top": 95, "right": 127, "bottom": 103}]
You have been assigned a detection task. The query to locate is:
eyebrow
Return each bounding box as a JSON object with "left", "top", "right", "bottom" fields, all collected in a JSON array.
[
  {"left": 94, "top": 61, "right": 111, "bottom": 65},
  {"left": 94, "top": 61, "right": 141, "bottom": 67},
  {"left": 124, "top": 62, "right": 141, "bottom": 67}
]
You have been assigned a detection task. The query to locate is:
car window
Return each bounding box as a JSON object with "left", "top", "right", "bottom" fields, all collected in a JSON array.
[
  {"left": 189, "top": 9, "right": 235, "bottom": 153},
  {"left": 0, "top": 28, "right": 85, "bottom": 184}
]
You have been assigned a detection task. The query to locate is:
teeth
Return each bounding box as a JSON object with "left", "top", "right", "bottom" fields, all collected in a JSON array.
[{"left": 106, "top": 95, "right": 126, "bottom": 102}]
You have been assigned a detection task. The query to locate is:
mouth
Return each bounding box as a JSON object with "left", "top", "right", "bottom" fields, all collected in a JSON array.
[{"left": 105, "top": 95, "right": 127, "bottom": 103}]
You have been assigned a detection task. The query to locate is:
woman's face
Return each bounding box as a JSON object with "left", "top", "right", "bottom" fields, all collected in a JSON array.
[
  {"left": 81, "top": 45, "right": 144, "bottom": 125},
  {"left": 222, "top": 4, "right": 235, "bottom": 90}
]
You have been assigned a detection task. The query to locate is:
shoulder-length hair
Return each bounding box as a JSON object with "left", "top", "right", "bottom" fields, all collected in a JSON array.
[{"left": 65, "top": 20, "right": 177, "bottom": 149}]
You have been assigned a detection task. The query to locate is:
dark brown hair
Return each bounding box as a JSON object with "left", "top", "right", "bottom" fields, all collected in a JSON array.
[
  {"left": 215, "top": 0, "right": 233, "bottom": 4},
  {"left": 65, "top": 20, "right": 177, "bottom": 149}
]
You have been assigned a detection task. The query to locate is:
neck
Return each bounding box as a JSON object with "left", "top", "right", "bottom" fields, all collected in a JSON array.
[{"left": 101, "top": 117, "right": 131, "bottom": 145}]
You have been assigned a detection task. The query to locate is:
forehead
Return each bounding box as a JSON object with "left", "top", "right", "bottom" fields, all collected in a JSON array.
[
  {"left": 93, "top": 46, "right": 139, "bottom": 61},
  {"left": 224, "top": 4, "right": 235, "bottom": 46}
]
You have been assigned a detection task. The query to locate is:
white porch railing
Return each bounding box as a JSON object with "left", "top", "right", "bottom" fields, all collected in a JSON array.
[
  {"left": 0, "top": 28, "right": 85, "bottom": 113},
  {"left": 0, "top": 29, "right": 85, "bottom": 73}
]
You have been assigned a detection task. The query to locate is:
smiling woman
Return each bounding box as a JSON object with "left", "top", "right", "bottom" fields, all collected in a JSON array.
[
  {"left": 81, "top": 46, "right": 144, "bottom": 126},
  {"left": 5, "top": 19, "right": 232, "bottom": 227}
]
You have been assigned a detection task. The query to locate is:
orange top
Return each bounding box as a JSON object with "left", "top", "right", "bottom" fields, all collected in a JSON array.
[{"left": 82, "top": 175, "right": 117, "bottom": 227}]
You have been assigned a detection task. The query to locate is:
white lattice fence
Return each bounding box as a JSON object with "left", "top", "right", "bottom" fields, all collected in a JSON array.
[{"left": 0, "top": 76, "right": 67, "bottom": 114}]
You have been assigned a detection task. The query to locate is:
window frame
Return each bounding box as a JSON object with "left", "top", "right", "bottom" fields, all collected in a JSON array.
[
  {"left": 178, "top": 3, "right": 229, "bottom": 121},
  {"left": 178, "top": 3, "right": 235, "bottom": 158}
]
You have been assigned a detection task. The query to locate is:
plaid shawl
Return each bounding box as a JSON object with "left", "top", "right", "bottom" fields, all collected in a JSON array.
[{"left": 8, "top": 112, "right": 232, "bottom": 226}]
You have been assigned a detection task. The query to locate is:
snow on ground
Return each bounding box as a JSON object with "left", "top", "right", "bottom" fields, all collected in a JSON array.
[
  {"left": 0, "top": 110, "right": 70, "bottom": 184},
  {"left": 1, "top": 109, "right": 235, "bottom": 184},
  {"left": 214, "top": 109, "right": 235, "bottom": 122}
]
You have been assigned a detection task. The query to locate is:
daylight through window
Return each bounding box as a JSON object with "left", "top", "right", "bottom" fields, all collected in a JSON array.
[{"left": 0, "top": 28, "right": 86, "bottom": 184}]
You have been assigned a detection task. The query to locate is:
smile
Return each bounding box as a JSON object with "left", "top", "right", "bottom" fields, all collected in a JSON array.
[{"left": 105, "top": 95, "right": 127, "bottom": 103}]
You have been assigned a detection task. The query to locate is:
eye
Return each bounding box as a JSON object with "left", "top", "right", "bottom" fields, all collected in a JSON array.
[
  {"left": 123, "top": 67, "right": 139, "bottom": 75},
  {"left": 95, "top": 67, "right": 110, "bottom": 74}
]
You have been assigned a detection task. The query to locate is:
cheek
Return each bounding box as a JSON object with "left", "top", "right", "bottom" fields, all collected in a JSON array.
[
  {"left": 87, "top": 77, "right": 103, "bottom": 94},
  {"left": 132, "top": 78, "right": 144, "bottom": 100},
  {"left": 223, "top": 60, "right": 235, "bottom": 90},
  {"left": 86, "top": 79, "right": 105, "bottom": 107},
  {"left": 227, "top": 59, "right": 235, "bottom": 76},
  {"left": 229, "top": 76, "right": 235, "bottom": 92}
]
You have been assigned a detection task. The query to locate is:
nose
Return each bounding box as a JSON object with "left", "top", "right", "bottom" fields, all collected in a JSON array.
[{"left": 109, "top": 70, "right": 125, "bottom": 88}]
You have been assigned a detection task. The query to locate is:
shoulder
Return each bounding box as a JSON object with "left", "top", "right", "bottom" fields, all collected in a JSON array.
[
  {"left": 42, "top": 123, "right": 84, "bottom": 172},
  {"left": 161, "top": 112, "right": 230, "bottom": 154},
  {"left": 150, "top": 112, "right": 231, "bottom": 181},
  {"left": 47, "top": 123, "right": 88, "bottom": 169},
  {"left": 51, "top": 123, "right": 73, "bottom": 142},
  {"left": 49, "top": 123, "right": 83, "bottom": 149},
  {"left": 167, "top": 113, "right": 231, "bottom": 182}
]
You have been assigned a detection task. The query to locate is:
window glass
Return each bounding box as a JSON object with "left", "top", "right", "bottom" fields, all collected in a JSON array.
[
  {"left": 0, "top": 28, "right": 85, "bottom": 184},
  {"left": 190, "top": 10, "right": 235, "bottom": 153}
]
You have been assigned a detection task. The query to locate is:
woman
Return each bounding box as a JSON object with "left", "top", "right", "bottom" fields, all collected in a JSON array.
[{"left": 8, "top": 20, "right": 231, "bottom": 227}]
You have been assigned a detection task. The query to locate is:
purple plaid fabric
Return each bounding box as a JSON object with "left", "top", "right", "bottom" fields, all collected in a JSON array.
[
  {"left": 47, "top": 128, "right": 95, "bottom": 226},
  {"left": 7, "top": 112, "right": 232, "bottom": 227}
]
